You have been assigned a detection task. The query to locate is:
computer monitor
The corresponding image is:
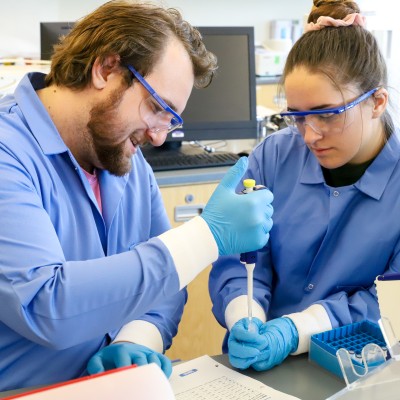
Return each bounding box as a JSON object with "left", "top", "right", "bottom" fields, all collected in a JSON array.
[
  {"left": 40, "top": 22, "right": 74, "bottom": 60},
  {"left": 169, "top": 26, "right": 258, "bottom": 147}
]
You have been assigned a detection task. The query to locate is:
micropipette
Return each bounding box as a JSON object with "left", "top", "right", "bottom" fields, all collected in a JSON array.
[{"left": 240, "top": 179, "right": 258, "bottom": 332}]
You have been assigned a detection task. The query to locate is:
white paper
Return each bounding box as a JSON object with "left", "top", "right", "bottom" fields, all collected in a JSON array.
[
  {"left": 170, "top": 355, "right": 300, "bottom": 400},
  {"left": 6, "top": 363, "right": 174, "bottom": 400}
]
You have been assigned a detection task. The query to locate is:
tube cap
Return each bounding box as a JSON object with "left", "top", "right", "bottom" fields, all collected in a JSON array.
[{"left": 243, "top": 179, "right": 256, "bottom": 189}]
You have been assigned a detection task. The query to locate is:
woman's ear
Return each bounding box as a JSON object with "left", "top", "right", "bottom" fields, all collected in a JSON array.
[
  {"left": 371, "top": 87, "right": 389, "bottom": 119},
  {"left": 91, "top": 54, "right": 121, "bottom": 90}
]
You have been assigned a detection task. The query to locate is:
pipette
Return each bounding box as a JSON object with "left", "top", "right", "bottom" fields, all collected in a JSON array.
[{"left": 240, "top": 179, "right": 258, "bottom": 332}]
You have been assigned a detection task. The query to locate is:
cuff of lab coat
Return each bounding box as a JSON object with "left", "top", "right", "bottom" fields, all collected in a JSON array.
[
  {"left": 285, "top": 304, "right": 332, "bottom": 355},
  {"left": 112, "top": 320, "right": 164, "bottom": 353},
  {"left": 225, "top": 295, "right": 267, "bottom": 331},
  {"left": 158, "top": 216, "right": 218, "bottom": 290}
]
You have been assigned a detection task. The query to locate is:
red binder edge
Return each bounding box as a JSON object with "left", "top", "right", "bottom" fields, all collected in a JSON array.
[{"left": 3, "top": 364, "right": 137, "bottom": 399}]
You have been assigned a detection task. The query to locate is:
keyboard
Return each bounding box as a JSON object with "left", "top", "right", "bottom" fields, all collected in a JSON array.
[{"left": 144, "top": 151, "right": 241, "bottom": 172}]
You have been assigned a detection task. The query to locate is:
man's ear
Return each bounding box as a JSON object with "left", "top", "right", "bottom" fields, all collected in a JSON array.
[
  {"left": 91, "top": 54, "right": 121, "bottom": 90},
  {"left": 372, "top": 87, "right": 389, "bottom": 119}
]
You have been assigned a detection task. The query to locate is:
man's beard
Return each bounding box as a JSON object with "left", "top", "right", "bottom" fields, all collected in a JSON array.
[{"left": 87, "top": 84, "right": 133, "bottom": 177}]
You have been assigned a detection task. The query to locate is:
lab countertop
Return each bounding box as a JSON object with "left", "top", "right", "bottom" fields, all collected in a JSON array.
[
  {"left": 154, "top": 166, "right": 229, "bottom": 187},
  {"left": 213, "top": 353, "right": 346, "bottom": 400}
]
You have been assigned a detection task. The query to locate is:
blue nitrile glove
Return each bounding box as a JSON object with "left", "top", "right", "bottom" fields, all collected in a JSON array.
[
  {"left": 201, "top": 157, "right": 274, "bottom": 255},
  {"left": 86, "top": 343, "right": 172, "bottom": 378},
  {"left": 251, "top": 317, "right": 299, "bottom": 371},
  {"left": 228, "top": 317, "right": 269, "bottom": 370}
]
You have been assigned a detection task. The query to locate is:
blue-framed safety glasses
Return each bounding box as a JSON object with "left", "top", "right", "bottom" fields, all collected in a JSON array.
[
  {"left": 127, "top": 65, "right": 183, "bottom": 135},
  {"left": 280, "top": 87, "right": 379, "bottom": 135}
]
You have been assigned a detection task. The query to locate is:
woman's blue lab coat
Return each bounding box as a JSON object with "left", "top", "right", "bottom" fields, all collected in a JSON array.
[{"left": 210, "top": 127, "right": 400, "bottom": 350}]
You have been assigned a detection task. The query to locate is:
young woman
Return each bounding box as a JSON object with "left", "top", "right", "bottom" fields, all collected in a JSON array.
[{"left": 209, "top": 0, "right": 400, "bottom": 371}]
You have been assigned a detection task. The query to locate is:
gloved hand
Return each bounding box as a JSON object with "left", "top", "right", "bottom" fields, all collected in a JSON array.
[
  {"left": 228, "top": 317, "right": 298, "bottom": 371},
  {"left": 228, "top": 317, "right": 268, "bottom": 369},
  {"left": 252, "top": 317, "right": 299, "bottom": 371},
  {"left": 86, "top": 343, "right": 172, "bottom": 378},
  {"left": 201, "top": 157, "right": 274, "bottom": 255}
]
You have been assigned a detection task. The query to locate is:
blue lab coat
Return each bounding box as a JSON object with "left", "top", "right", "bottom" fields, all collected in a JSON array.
[
  {"left": 0, "top": 73, "right": 186, "bottom": 390},
  {"left": 210, "top": 127, "right": 400, "bottom": 349}
]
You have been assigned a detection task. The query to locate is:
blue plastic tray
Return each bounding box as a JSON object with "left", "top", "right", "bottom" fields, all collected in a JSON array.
[{"left": 309, "top": 320, "right": 387, "bottom": 378}]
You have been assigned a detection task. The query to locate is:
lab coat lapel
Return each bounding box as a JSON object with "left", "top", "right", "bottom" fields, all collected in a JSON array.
[{"left": 98, "top": 170, "right": 129, "bottom": 231}]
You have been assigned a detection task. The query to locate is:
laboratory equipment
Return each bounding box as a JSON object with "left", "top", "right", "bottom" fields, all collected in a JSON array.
[
  {"left": 326, "top": 315, "right": 400, "bottom": 399},
  {"left": 201, "top": 157, "right": 272, "bottom": 256},
  {"left": 327, "top": 356, "right": 400, "bottom": 400},
  {"left": 309, "top": 320, "right": 387, "bottom": 379},
  {"left": 240, "top": 178, "right": 258, "bottom": 332}
]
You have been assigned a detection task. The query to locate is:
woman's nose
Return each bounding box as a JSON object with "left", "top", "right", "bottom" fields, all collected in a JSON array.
[{"left": 302, "top": 121, "right": 323, "bottom": 144}]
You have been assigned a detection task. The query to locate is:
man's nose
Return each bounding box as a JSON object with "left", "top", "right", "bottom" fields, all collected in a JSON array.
[{"left": 145, "top": 129, "right": 168, "bottom": 147}]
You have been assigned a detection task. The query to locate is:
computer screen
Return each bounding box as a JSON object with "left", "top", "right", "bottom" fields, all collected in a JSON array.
[
  {"left": 40, "top": 22, "right": 75, "bottom": 60},
  {"left": 170, "top": 26, "right": 257, "bottom": 145}
]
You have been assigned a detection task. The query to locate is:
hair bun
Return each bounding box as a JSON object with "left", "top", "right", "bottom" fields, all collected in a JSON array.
[
  {"left": 310, "top": 0, "right": 360, "bottom": 22},
  {"left": 313, "top": 0, "right": 339, "bottom": 7}
]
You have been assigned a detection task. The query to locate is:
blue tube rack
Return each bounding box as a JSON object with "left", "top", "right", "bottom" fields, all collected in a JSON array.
[{"left": 309, "top": 320, "right": 387, "bottom": 379}]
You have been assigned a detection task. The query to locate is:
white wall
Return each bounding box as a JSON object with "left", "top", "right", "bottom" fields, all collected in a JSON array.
[
  {"left": 1, "top": 0, "right": 398, "bottom": 100},
  {"left": 0, "top": 0, "right": 310, "bottom": 59}
]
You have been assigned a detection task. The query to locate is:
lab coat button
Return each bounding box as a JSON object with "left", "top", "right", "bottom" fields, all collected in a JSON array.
[
  {"left": 307, "top": 283, "right": 314, "bottom": 290},
  {"left": 333, "top": 190, "right": 340, "bottom": 197}
]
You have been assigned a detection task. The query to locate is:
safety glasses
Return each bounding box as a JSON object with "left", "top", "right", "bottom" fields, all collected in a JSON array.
[
  {"left": 127, "top": 65, "right": 183, "bottom": 135},
  {"left": 280, "top": 87, "right": 379, "bottom": 136}
]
